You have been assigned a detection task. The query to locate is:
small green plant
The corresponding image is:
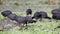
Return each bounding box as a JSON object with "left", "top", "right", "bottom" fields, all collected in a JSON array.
[
  {"left": 44, "top": 0, "right": 50, "bottom": 5},
  {"left": 0, "top": 0, "right": 3, "bottom": 5},
  {"left": 58, "top": 2, "right": 60, "bottom": 5},
  {"left": 25, "top": 3, "right": 28, "bottom": 6},
  {"left": 14, "top": 2, "right": 19, "bottom": 6},
  {"left": 45, "top": 1, "right": 49, "bottom": 4}
]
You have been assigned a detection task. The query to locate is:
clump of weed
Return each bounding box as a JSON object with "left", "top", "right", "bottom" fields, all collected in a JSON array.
[
  {"left": 14, "top": 2, "right": 19, "bottom": 6},
  {"left": 0, "top": 0, "right": 3, "bottom": 5}
]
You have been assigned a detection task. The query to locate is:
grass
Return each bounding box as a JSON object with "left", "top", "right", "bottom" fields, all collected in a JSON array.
[
  {"left": 0, "top": 0, "right": 60, "bottom": 34},
  {"left": 0, "top": 0, "right": 3, "bottom": 5},
  {"left": 0, "top": 8, "right": 60, "bottom": 34},
  {"left": 0, "top": 21, "right": 60, "bottom": 34},
  {"left": 14, "top": 2, "right": 20, "bottom": 6},
  {"left": 0, "top": 11, "right": 60, "bottom": 34},
  {"left": 0, "top": 12, "right": 4, "bottom": 19}
]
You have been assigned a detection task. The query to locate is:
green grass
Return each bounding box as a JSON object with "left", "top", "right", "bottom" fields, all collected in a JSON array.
[
  {"left": 0, "top": 12, "right": 4, "bottom": 19},
  {"left": 0, "top": 21, "right": 60, "bottom": 34},
  {"left": 0, "top": 0, "right": 60, "bottom": 33},
  {"left": 0, "top": 9, "right": 60, "bottom": 34}
]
